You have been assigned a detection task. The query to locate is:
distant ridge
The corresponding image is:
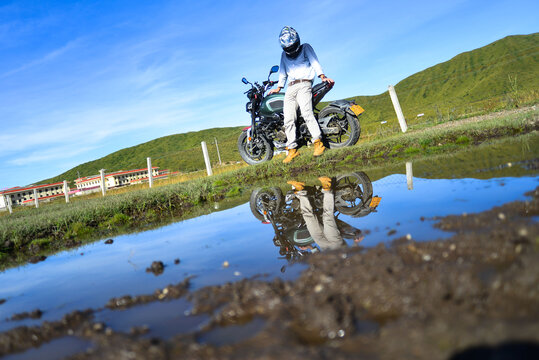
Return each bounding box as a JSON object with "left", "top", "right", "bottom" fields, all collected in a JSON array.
[
  {"left": 41, "top": 33, "right": 539, "bottom": 184},
  {"left": 346, "top": 33, "right": 539, "bottom": 128}
]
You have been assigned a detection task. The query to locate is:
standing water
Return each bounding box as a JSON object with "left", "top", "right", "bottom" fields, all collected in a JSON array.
[{"left": 0, "top": 136, "right": 538, "bottom": 348}]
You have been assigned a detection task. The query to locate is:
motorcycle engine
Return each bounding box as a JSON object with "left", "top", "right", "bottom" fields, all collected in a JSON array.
[{"left": 274, "top": 130, "right": 287, "bottom": 143}]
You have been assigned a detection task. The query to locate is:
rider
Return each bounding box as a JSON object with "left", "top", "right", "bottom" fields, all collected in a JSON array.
[
  {"left": 267, "top": 26, "right": 335, "bottom": 163},
  {"left": 287, "top": 177, "right": 345, "bottom": 251}
]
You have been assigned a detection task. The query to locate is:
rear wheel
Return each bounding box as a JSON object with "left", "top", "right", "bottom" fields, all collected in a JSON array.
[
  {"left": 334, "top": 172, "right": 373, "bottom": 216},
  {"left": 318, "top": 106, "right": 360, "bottom": 148},
  {"left": 238, "top": 132, "right": 274, "bottom": 165}
]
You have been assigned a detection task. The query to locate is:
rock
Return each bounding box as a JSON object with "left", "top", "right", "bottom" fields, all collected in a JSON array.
[
  {"left": 146, "top": 261, "right": 165, "bottom": 276},
  {"left": 29, "top": 255, "right": 47, "bottom": 264},
  {"left": 104, "top": 239, "right": 114, "bottom": 244},
  {"left": 222, "top": 261, "right": 230, "bottom": 268}
]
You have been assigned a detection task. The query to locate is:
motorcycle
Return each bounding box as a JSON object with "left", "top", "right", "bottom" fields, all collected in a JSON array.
[
  {"left": 249, "top": 172, "right": 381, "bottom": 259},
  {"left": 238, "top": 66, "right": 365, "bottom": 165}
]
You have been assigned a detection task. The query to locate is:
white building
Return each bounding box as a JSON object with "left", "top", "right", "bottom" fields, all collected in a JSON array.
[
  {"left": 0, "top": 182, "right": 67, "bottom": 209},
  {"left": 75, "top": 167, "right": 169, "bottom": 192}
]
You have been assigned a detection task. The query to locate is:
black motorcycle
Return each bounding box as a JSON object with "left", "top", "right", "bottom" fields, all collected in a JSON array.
[{"left": 239, "top": 66, "right": 364, "bottom": 165}]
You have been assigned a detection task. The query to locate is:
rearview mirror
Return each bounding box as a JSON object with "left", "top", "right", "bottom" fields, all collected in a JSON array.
[
  {"left": 242, "top": 77, "right": 249, "bottom": 84},
  {"left": 270, "top": 65, "right": 279, "bottom": 74}
]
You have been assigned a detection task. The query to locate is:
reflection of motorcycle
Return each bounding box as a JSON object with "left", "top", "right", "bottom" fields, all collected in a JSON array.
[
  {"left": 250, "top": 172, "right": 381, "bottom": 259},
  {"left": 238, "top": 66, "right": 364, "bottom": 165}
]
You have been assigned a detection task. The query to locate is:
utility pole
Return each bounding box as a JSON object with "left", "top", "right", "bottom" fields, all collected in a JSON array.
[
  {"left": 215, "top": 138, "right": 222, "bottom": 166},
  {"left": 201, "top": 141, "right": 213, "bottom": 176},
  {"left": 388, "top": 85, "right": 408, "bottom": 133}
]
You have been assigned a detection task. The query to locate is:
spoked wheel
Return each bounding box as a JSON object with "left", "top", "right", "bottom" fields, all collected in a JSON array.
[
  {"left": 249, "top": 187, "right": 283, "bottom": 221},
  {"left": 238, "top": 132, "right": 274, "bottom": 165},
  {"left": 318, "top": 106, "right": 360, "bottom": 148},
  {"left": 334, "top": 172, "right": 373, "bottom": 216}
]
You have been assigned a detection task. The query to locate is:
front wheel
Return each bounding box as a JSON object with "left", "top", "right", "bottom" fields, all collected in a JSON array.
[
  {"left": 238, "top": 132, "right": 274, "bottom": 165},
  {"left": 318, "top": 106, "right": 360, "bottom": 148}
]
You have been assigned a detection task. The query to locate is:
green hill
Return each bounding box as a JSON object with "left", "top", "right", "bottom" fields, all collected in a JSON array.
[
  {"left": 41, "top": 33, "right": 539, "bottom": 184},
  {"left": 40, "top": 126, "right": 245, "bottom": 184},
  {"left": 345, "top": 33, "right": 539, "bottom": 130}
]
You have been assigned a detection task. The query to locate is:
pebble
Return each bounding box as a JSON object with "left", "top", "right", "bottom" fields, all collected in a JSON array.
[
  {"left": 498, "top": 213, "right": 506, "bottom": 220},
  {"left": 507, "top": 162, "right": 512, "bottom": 167},
  {"left": 337, "top": 329, "right": 346, "bottom": 338},
  {"left": 233, "top": 271, "right": 241, "bottom": 276},
  {"left": 93, "top": 323, "right": 104, "bottom": 332},
  {"left": 406, "top": 234, "right": 412, "bottom": 241},
  {"left": 422, "top": 254, "right": 432, "bottom": 262},
  {"left": 442, "top": 252, "right": 449, "bottom": 258},
  {"left": 222, "top": 261, "right": 229, "bottom": 268},
  {"left": 518, "top": 228, "right": 528, "bottom": 237},
  {"left": 515, "top": 245, "right": 523, "bottom": 254},
  {"left": 174, "top": 258, "right": 180, "bottom": 265},
  {"left": 449, "top": 244, "right": 456, "bottom": 251},
  {"left": 105, "top": 328, "right": 113, "bottom": 336},
  {"left": 314, "top": 284, "right": 323, "bottom": 293}
]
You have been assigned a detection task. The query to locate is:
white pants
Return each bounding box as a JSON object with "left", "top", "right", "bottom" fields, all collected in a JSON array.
[
  {"left": 283, "top": 81, "right": 322, "bottom": 149},
  {"left": 297, "top": 190, "right": 343, "bottom": 251}
]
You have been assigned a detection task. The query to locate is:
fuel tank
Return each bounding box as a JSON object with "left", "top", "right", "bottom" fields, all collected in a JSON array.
[{"left": 260, "top": 93, "right": 284, "bottom": 116}]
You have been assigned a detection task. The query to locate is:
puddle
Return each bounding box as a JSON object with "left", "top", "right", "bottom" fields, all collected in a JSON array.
[
  {"left": 0, "top": 137, "right": 538, "bottom": 340},
  {"left": 196, "top": 317, "right": 266, "bottom": 346},
  {"left": 2, "top": 336, "right": 92, "bottom": 360},
  {"left": 95, "top": 298, "right": 208, "bottom": 339}
]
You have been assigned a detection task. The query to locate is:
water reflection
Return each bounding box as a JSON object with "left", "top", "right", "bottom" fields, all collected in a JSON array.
[{"left": 249, "top": 172, "right": 381, "bottom": 259}]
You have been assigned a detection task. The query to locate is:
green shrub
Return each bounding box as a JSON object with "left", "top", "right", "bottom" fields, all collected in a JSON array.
[
  {"left": 419, "top": 138, "right": 432, "bottom": 148},
  {"left": 404, "top": 147, "right": 421, "bottom": 154},
  {"left": 109, "top": 213, "right": 131, "bottom": 226},
  {"left": 66, "top": 222, "right": 93, "bottom": 238},
  {"left": 455, "top": 136, "right": 470, "bottom": 145},
  {"left": 226, "top": 185, "right": 242, "bottom": 197}
]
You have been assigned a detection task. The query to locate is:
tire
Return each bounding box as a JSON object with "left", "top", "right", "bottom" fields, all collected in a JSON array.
[
  {"left": 318, "top": 106, "right": 360, "bottom": 148},
  {"left": 334, "top": 172, "right": 373, "bottom": 216},
  {"left": 238, "top": 132, "right": 274, "bottom": 165},
  {"left": 249, "top": 187, "right": 283, "bottom": 221}
]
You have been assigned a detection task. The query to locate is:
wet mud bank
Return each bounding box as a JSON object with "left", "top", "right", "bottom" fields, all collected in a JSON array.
[{"left": 1, "top": 189, "right": 538, "bottom": 359}]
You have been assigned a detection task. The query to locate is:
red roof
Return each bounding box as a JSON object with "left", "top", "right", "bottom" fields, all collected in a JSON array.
[{"left": 1, "top": 182, "right": 64, "bottom": 195}]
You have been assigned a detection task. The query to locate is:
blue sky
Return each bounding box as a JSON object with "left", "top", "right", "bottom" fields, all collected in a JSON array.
[{"left": 0, "top": 0, "right": 537, "bottom": 188}]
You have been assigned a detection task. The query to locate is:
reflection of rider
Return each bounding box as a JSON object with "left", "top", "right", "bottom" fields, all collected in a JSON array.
[{"left": 288, "top": 177, "right": 344, "bottom": 251}]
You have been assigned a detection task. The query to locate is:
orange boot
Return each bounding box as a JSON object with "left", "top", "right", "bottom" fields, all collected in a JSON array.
[
  {"left": 287, "top": 180, "right": 305, "bottom": 191},
  {"left": 313, "top": 139, "right": 326, "bottom": 157},
  {"left": 283, "top": 148, "right": 300, "bottom": 163},
  {"left": 318, "top": 176, "right": 332, "bottom": 191}
]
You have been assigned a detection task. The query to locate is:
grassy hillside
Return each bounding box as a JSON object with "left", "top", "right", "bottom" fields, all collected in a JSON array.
[
  {"left": 42, "top": 33, "right": 539, "bottom": 184},
  {"left": 41, "top": 126, "right": 245, "bottom": 184},
  {"left": 345, "top": 33, "right": 539, "bottom": 134}
]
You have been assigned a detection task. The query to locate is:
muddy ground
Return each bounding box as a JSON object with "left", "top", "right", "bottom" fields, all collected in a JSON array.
[{"left": 0, "top": 188, "right": 538, "bottom": 359}]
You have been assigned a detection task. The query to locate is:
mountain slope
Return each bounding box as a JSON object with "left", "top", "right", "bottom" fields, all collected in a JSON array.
[{"left": 346, "top": 33, "right": 539, "bottom": 128}]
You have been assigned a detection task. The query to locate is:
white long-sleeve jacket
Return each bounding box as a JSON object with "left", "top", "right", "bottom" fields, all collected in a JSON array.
[{"left": 277, "top": 43, "right": 324, "bottom": 88}]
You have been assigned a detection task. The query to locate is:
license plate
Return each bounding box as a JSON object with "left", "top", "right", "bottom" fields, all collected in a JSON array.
[{"left": 349, "top": 104, "right": 365, "bottom": 116}]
